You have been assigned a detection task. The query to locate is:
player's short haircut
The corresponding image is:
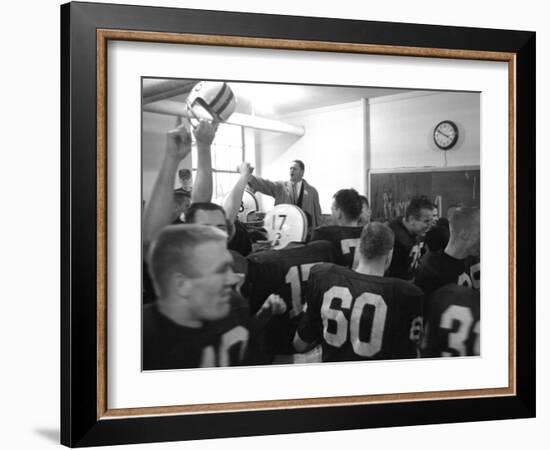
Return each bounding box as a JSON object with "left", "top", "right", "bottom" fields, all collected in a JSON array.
[
  {"left": 449, "top": 207, "right": 480, "bottom": 235},
  {"left": 148, "top": 224, "right": 227, "bottom": 297},
  {"left": 185, "top": 202, "right": 227, "bottom": 223},
  {"left": 333, "top": 188, "right": 362, "bottom": 221},
  {"left": 359, "top": 222, "right": 395, "bottom": 260},
  {"left": 185, "top": 201, "right": 234, "bottom": 239},
  {"left": 292, "top": 160, "right": 305, "bottom": 171},
  {"left": 359, "top": 194, "right": 370, "bottom": 209},
  {"left": 405, "top": 196, "right": 435, "bottom": 220}
]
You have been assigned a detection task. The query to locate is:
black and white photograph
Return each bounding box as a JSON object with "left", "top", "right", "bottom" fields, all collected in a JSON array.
[
  {"left": 53, "top": 1, "right": 538, "bottom": 447},
  {"left": 141, "top": 78, "right": 481, "bottom": 370},
  {"left": 0, "top": 0, "right": 545, "bottom": 446}
]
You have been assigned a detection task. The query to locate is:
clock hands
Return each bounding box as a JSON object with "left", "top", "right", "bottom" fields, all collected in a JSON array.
[{"left": 436, "top": 129, "right": 451, "bottom": 139}]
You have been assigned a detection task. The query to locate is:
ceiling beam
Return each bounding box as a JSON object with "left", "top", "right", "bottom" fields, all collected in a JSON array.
[{"left": 143, "top": 100, "right": 305, "bottom": 137}]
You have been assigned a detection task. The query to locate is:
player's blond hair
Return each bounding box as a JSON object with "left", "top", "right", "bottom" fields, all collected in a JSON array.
[{"left": 359, "top": 222, "right": 395, "bottom": 260}]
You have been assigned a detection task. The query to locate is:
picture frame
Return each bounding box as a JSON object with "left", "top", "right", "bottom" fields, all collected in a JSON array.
[{"left": 60, "top": 1, "right": 535, "bottom": 447}]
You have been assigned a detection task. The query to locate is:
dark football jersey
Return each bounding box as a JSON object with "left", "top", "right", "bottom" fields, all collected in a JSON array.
[
  {"left": 311, "top": 226, "right": 363, "bottom": 268},
  {"left": 415, "top": 250, "right": 480, "bottom": 299},
  {"left": 246, "top": 241, "right": 334, "bottom": 354},
  {"left": 142, "top": 294, "right": 250, "bottom": 370},
  {"left": 424, "top": 219, "right": 450, "bottom": 252},
  {"left": 423, "top": 284, "right": 480, "bottom": 357},
  {"left": 228, "top": 220, "right": 253, "bottom": 257},
  {"left": 387, "top": 219, "right": 427, "bottom": 280},
  {"left": 297, "top": 263, "right": 423, "bottom": 362}
]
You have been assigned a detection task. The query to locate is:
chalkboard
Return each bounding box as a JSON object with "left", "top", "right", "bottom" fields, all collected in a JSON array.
[{"left": 370, "top": 168, "right": 480, "bottom": 220}]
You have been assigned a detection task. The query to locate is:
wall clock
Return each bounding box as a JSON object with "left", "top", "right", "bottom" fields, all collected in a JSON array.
[{"left": 433, "top": 120, "right": 459, "bottom": 150}]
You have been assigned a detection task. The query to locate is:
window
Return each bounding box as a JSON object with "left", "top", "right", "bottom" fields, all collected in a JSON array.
[{"left": 191, "top": 123, "right": 245, "bottom": 203}]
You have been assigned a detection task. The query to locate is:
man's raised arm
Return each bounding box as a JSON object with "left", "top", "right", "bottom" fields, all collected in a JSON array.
[
  {"left": 247, "top": 174, "right": 280, "bottom": 197},
  {"left": 191, "top": 121, "right": 218, "bottom": 204},
  {"left": 224, "top": 162, "right": 254, "bottom": 223},
  {"left": 143, "top": 125, "right": 191, "bottom": 248}
]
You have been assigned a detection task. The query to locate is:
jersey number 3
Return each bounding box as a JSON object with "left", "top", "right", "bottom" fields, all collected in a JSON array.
[{"left": 440, "top": 306, "right": 480, "bottom": 356}]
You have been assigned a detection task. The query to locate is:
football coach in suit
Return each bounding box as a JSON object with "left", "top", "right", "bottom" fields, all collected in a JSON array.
[{"left": 247, "top": 160, "right": 322, "bottom": 234}]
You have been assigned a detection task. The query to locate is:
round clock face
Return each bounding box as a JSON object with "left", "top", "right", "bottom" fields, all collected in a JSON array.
[{"left": 433, "top": 120, "right": 459, "bottom": 150}]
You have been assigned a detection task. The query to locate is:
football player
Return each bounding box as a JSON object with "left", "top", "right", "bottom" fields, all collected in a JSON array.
[
  {"left": 311, "top": 188, "right": 364, "bottom": 268},
  {"left": 422, "top": 283, "right": 480, "bottom": 357},
  {"left": 424, "top": 204, "right": 462, "bottom": 252},
  {"left": 142, "top": 122, "right": 250, "bottom": 302},
  {"left": 294, "top": 222, "right": 424, "bottom": 362},
  {"left": 143, "top": 224, "right": 286, "bottom": 369},
  {"left": 222, "top": 162, "right": 259, "bottom": 257},
  {"left": 143, "top": 120, "right": 216, "bottom": 249},
  {"left": 246, "top": 239, "right": 334, "bottom": 360},
  {"left": 415, "top": 206, "right": 480, "bottom": 297},
  {"left": 387, "top": 196, "right": 435, "bottom": 280},
  {"left": 143, "top": 225, "right": 251, "bottom": 369}
]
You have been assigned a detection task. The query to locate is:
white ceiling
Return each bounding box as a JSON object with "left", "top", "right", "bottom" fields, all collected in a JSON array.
[{"left": 143, "top": 78, "right": 412, "bottom": 117}]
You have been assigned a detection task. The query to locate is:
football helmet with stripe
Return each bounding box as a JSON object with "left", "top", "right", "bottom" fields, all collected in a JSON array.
[{"left": 185, "top": 81, "right": 237, "bottom": 125}]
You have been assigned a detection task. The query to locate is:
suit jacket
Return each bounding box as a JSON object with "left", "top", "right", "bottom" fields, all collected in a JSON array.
[{"left": 248, "top": 176, "right": 322, "bottom": 232}]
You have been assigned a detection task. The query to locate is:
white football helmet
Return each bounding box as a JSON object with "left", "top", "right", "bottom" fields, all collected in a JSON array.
[
  {"left": 237, "top": 189, "right": 261, "bottom": 224},
  {"left": 263, "top": 204, "right": 308, "bottom": 250},
  {"left": 218, "top": 189, "right": 263, "bottom": 224},
  {"left": 185, "top": 81, "right": 236, "bottom": 125}
]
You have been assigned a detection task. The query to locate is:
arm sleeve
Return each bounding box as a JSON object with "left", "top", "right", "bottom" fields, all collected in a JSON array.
[
  {"left": 312, "top": 188, "right": 323, "bottom": 228},
  {"left": 310, "top": 227, "right": 325, "bottom": 242},
  {"left": 248, "top": 176, "right": 280, "bottom": 197}
]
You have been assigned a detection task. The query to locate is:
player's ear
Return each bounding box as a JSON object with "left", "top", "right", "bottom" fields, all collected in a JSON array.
[{"left": 173, "top": 272, "right": 193, "bottom": 297}]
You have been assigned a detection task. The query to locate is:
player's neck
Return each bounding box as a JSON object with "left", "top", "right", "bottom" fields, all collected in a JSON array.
[
  {"left": 444, "top": 241, "right": 469, "bottom": 260},
  {"left": 355, "top": 260, "right": 386, "bottom": 277},
  {"left": 157, "top": 298, "right": 203, "bottom": 328}
]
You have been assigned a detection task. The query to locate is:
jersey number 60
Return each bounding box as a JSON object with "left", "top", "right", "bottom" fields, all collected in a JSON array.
[{"left": 321, "top": 286, "right": 387, "bottom": 357}]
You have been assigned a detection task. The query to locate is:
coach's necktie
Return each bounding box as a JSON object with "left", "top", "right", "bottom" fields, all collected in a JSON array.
[{"left": 292, "top": 183, "right": 297, "bottom": 204}]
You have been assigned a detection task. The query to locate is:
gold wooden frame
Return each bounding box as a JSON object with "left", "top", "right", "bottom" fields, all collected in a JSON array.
[{"left": 96, "top": 29, "right": 516, "bottom": 420}]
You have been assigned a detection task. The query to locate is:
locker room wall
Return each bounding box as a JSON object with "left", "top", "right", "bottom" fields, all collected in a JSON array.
[
  {"left": 255, "top": 100, "right": 366, "bottom": 213},
  {"left": 369, "top": 91, "right": 481, "bottom": 169},
  {"left": 253, "top": 91, "right": 479, "bottom": 213}
]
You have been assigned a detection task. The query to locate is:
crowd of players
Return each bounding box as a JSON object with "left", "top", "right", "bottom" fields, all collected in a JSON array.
[{"left": 142, "top": 121, "right": 480, "bottom": 370}]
